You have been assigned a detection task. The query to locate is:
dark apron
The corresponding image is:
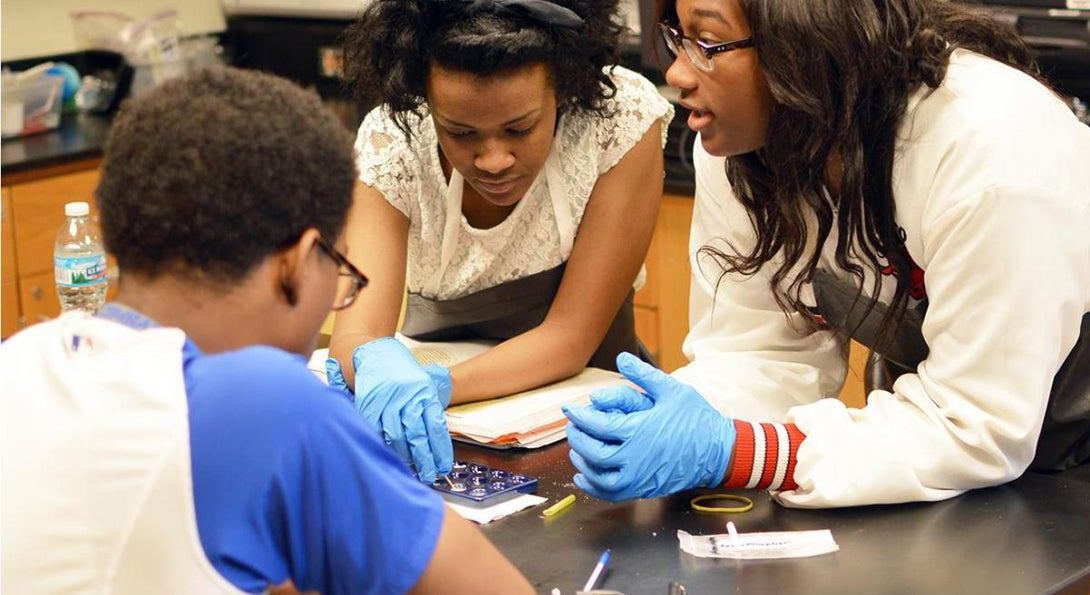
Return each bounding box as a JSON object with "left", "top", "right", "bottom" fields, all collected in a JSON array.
[
  {"left": 401, "top": 262, "right": 652, "bottom": 372},
  {"left": 810, "top": 267, "right": 1090, "bottom": 472}
]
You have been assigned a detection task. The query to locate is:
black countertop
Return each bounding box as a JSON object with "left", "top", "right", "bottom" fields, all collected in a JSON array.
[
  {"left": 1, "top": 112, "right": 113, "bottom": 177},
  {"left": 460, "top": 441, "right": 1090, "bottom": 595}
]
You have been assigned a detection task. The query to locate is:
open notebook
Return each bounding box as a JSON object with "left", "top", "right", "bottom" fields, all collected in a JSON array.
[{"left": 308, "top": 335, "right": 633, "bottom": 448}]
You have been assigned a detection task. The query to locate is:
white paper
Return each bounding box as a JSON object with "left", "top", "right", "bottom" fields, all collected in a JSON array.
[
  {"left": 444, "top": 493, "right": 547, "bottom": 524},
  {"left": 453, "top": 426, "right": 568, "bottom": 449},
  {"left": 396, "top": 334, "right": 495, "bottom": 366},
  {"left": 445, "top": 367, "right": 628, "bottom": 438},
  {"left": 677, "top": 528, "right": 839, "bottom": 559},
  {"left": 307, "top": 347, "right": 332, "bottom": 383},
  {"left": 308, "top": 335, "right": 495, "bottom": 381}
]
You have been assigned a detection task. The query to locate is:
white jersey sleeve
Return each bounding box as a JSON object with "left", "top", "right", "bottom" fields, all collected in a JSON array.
[{"left": 671, "top": 141, "right": 847, "bottom": 422}]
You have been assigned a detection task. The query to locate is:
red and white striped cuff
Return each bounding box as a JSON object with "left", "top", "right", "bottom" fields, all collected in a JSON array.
[{"left": 721, "top": 421, "right": 805, "bottom": 492}]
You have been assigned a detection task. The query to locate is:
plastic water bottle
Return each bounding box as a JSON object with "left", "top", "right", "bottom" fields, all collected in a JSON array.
[{"left": 54, "top": 201, "right": 107, "bottom": 313}]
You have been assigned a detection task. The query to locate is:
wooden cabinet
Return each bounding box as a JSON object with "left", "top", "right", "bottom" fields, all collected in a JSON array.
[
  {"left": 633, "top": 205, "right": 662, "bottom": 362},
  {"left": 1, "top": 159, "right": 117, "bottom": 338},
  {"left": 2, "top": 188, "right": 18, "bottom": 337},
  {"left": 635, "top": 193, "right": 694, "bottom": 372},
  {"left": 841, "top": 340, "right": 869, "bottom": 408},
  {"left": 18, "top": 269, "right": 63, "bottom": 327}
]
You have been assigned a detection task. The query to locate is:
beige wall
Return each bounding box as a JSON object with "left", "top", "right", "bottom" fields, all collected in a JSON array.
[{"left": 2, "top": 0, "right": 226, "bottom": 61}]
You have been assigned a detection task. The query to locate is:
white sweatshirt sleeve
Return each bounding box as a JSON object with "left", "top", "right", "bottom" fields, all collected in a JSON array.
[{"left": 671, "top": 142, "right": 848, "bottom": 423}]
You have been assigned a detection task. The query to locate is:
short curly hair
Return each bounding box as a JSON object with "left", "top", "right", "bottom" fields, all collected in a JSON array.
[
  {"left": 343, "top": 0, "right": 625, "bottom": 138},
  {"left": 96, "top": 66, "right": 357, "bottom": 284}
]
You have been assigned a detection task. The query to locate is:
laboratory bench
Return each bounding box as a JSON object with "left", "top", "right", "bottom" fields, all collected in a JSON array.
[{"left": 459, "top": 441, "right": 1090, "bottom": 595}]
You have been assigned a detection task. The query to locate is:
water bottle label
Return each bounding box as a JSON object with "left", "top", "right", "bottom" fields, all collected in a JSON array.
[{"left": 54, "top": 254, "right": 108, "bottom": 287}]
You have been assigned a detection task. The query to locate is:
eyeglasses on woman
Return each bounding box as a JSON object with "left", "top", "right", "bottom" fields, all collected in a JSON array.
[{"left": 658, "top": 22, "right": 754, "bottom": 72}]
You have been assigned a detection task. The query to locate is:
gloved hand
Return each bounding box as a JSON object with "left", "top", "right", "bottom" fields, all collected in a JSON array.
[
  {"left": 326, "top": 337, "right": 453, "bottom": 483},
  {"left": 562, "top": 352, "right": 736, "bottom": 501},
  {"left": 324, "top": 356, "right": 355, "bottom": 402}
]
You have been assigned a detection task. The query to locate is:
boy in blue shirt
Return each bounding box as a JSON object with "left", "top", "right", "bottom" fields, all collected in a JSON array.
[{"left": 0, "top": 66, "right": 532, "bottom": 595}]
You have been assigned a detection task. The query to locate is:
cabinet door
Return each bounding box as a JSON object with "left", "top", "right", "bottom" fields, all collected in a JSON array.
[
  {"left": 9, "top": 169, "right": 102, "bottom": 278},
  {"left": 2, "top": 187, "right": 19, "bottom": 338},
  {"left": 18, "top": 266, "right": 118, "bottom": 327},
  {"left": 634, "top": 304, "right": 659, "bottom": 362},
  {"left": 8, "top": 168, "right": 118, "bottom": 330},
  {"left": 655, "top": 194, "right": 695, "bottom": 372},
  {"left": 634, "top": 222, "right": 660, "bottom": 308},
  {"left": 634, "top": 215, "right": 662, "bottom": 362},
  {"left": 18, "top": 269, "right": 60, "bottom": 325}
]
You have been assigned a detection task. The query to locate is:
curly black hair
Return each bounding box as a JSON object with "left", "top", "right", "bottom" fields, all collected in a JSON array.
[
  {"left": 343, "top": 0, "right": 625, "bottom": 138},
  {"left": 96, "top": 66, "right": 357, "bottom": 284}
]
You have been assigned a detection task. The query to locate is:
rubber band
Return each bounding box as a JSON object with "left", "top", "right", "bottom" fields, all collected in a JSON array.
[{"left": 689, "top": 493, "right": 754, "bottom": 513}]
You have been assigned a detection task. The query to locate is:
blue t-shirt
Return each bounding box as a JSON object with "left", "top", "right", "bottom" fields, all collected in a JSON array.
[{"left": 182, "top": 339, "right": 445, "bottom": 594}]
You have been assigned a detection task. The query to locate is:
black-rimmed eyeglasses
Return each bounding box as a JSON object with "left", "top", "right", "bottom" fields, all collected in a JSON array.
[
  {"left": 316, "top": 236, "right": 369, "bottom": 311},
  {"left": 658, "top": 22, "right": 754, "bottom": 73}
]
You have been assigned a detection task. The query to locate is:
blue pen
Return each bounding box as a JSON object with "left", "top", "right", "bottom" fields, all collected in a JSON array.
[{"left": 583, "top": 549, "right": 611, "bottom": 592}]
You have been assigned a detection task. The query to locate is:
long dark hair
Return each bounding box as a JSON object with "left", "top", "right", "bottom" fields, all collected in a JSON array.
[
  {"left": 344, "top": 0, "right": 625, "bottom": 139},
  {"left": 661, "top": 0, "right": 1040, "bottom": 344}
]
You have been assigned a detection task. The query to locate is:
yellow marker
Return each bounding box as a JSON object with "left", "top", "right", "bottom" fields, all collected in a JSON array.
[{"left": 542, "top": 494, "right": 576, "bottom": 517}]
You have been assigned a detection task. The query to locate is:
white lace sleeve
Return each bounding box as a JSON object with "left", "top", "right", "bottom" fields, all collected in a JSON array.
[
  {"left": 593, "top": 66, "right": 673, "bottom": 175},
  {"left": 354, "top": 106, "right": 420, "bottom": 219}
]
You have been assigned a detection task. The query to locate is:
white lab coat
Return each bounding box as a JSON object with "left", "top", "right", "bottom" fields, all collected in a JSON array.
[
  {"left": 672, "top": 49, "right": 1090, "bottom": 507},
  {"left": 0, "top": 313, "right": 246, "bottom": 593}
]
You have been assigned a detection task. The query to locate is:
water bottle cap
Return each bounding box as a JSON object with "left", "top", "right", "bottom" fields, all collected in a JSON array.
[{"left": 64, "top": 201, "right": 90, "bottom": 217}]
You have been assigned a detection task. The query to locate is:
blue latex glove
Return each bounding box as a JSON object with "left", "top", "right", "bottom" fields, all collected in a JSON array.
[
  {"left": 325, "top": 337, "right": 453, "bottom": 483},
  {"left": 324, "top": 356, "right": 355, "bottom": 403},
  {"left": 562, "top": 352, "right": 737, "bottom": 501}
]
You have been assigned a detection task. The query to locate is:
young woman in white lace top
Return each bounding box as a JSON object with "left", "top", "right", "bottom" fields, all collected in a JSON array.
[{"left": 326, "top": 0, "right": 673, "bottom": 482}]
